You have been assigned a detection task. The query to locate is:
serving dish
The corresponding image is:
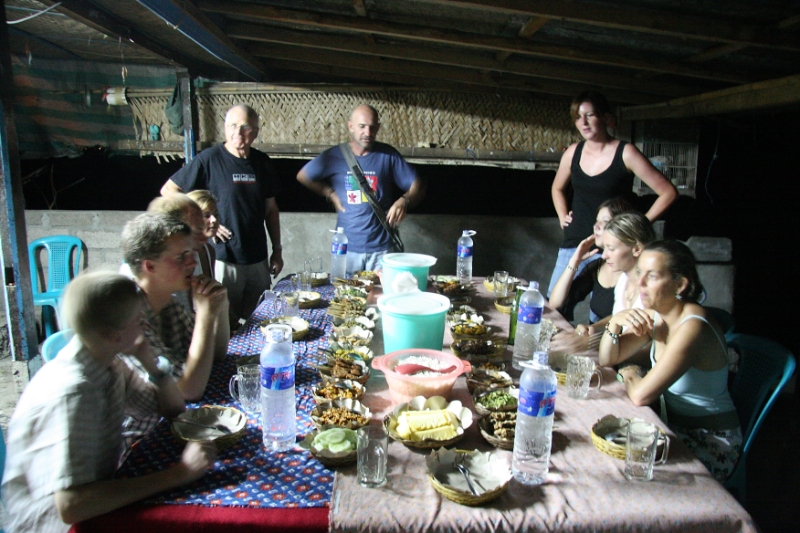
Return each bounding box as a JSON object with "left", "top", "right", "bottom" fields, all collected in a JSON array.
[
  {"left": 426, "top": 449, "right": 512, "bottom": 505},
  {"left": 298, "top": 291, "right": 322, "bottom": 309},
  {"left": 299, "top": 428, "right": 358, "bottom": 466},
  {"left": 372, "top": 349, "right": 471, "bottom": 404},
  {"left": 171, "top": 406, "right": 247, "bottom": 451},
  {"left": 383, "top": 395, "right": 473, "bottom": 449},
  {"left": 311, "top": 399, "right": 372, "bottom": 431},
  {"left": 260, "top": 316, "right": 310, "bottom": 341}
]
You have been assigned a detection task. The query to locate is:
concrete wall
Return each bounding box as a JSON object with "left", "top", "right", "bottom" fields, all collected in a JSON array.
[
  {"left": 24, "top": 210, "right": 565, "bottom": 288},
  {"left": 21, "top": 210, "right": 734, "bottom": 315}
]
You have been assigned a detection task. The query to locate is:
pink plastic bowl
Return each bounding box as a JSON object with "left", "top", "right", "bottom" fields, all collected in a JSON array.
[{"left": 371, "top": 349, "right": 472, "bottom": 405}]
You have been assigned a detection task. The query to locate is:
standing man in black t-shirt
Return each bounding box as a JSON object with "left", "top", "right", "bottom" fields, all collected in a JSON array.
[{"left": 161, "top": 104, "right": 283, "bottom": 326}]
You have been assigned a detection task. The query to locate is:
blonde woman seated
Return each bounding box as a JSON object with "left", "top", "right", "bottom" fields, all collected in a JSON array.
[
  {"left": 549, "top": 197, "right": 632, "bottom": 323},
  {"left": 187, "top": 190, "right": 220, "bottom": 279},
  {"left": 599, "top": 240, "right": 741, "bottom": 481},
  {"left": 551, "top": 212, "right": 654, "bottom": 354}
]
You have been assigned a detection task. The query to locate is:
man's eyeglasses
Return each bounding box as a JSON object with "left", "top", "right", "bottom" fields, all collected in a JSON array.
[{"left": 226, "top": 123, "right": 254, "bottom": 133}]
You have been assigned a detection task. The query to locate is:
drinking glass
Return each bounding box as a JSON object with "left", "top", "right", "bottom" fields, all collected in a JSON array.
[
  {"left": 229, "top": 364, "right": 261, "bottom": 413},
  {"left": 493, "top": 270, "right": 510, "bottom": 299},
  {"left": 309, "top": 255, "right": 323, "bottom": 274},
  {"left": 624, "top": 419, "right": 669, "bottom": 481},
  {"left": 274, "top": 291, "right": 299, "bottom": 316},
  {"left": 299, "top": 260, "right": 313, "bottom": 291},
  {"left": 566, "top": 354, "right": 602, "bottom": 399},
  {"left": 357, "top": 425, "right": 388, "bottom": 488}
]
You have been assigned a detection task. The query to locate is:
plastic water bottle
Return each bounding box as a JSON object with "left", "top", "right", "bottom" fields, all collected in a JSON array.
[
  {"left": 330, "top": 227, "right": 348, "bottom": 279},
  {"left": 260, "top": 324, "right": 296, "bottom": 451},
  {"left": 512, "top": 351, "right": 557, "bottom": 485},
  {"left": 456, "top": 230, "right": 476, "bottom": 285},
  {"left": 512, "top": 281, "right": 544, "bottom": 370}
]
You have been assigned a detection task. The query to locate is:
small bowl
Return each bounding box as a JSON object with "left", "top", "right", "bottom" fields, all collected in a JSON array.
[
  {"left": 494, "top": 297, "right": 515, "bottom": 314},
  {"left": 332, "top": 316, "right": 376, "bottom": 330},
  {"left": 330, "top": 325, "right": 374, "bottom": 346},
  {"left": 316, "top": 357, "right": 370, "bottom": 385},
  {"left": 260, "top": 316, "right": 310, "bottom": 341},
  {"left": 450, "top": 338, "right": 504, "bottom": 359},
  {"left": 311, "top": 379, "right": 366, "bottom": 403},
  {"left": 311, "top": 399, "right": 372, "bottom": 430},
  {"left": 372, "top": 349, "right": 472, "bottom": 404},
  {"left": 483, "top": 276, "right": 520, "bottom": 293},
  {"left": 323, "top": 341, "right": 374, "bottom": 363},
  {"left": 299, "top": 429, "right": 357, "bottom": 467},
  {"left": 477, "top": 414, "right": 516, "bottom": 450},
  {"left": 310, "top": 272, "right": 329, "bottom": 286},
  {"left": 335, "top": 285, "right": 369, "bottom": 299},
  {"left": 298, "top": 291, "right": 322, "bottom": 309},
  {"left": 450, "top": 321, "right": 491, "bottom": 340},
  {"left": 427, "top": 449, "right": 512, "bottom": 505},
  {"left": 466, "top": 368, "right": 513, "bottom": 394},
  {"left": 353, "top": 270, "right": 380, "bottom": 284},
  {"left": 473, "top": 387, "right": 518, "bottom": 416},
  {"left": 384, "top": 396, "right": 473, "bottom": 449},
  {"left": 171, "top": 406, "right": 247, "bottom": 451}
]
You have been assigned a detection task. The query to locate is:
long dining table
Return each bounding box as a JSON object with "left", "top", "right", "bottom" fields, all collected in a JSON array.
[{"left": 73, "top": 276, "right": 758, "bottom": 533}]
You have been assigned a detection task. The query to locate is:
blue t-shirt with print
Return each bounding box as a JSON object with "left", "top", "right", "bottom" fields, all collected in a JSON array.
[{"left": 301, "top": 142, "right": 417, "bottom": 253}]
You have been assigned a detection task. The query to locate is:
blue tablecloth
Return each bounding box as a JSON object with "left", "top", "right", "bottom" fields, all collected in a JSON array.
[{"left": 116, "top": 279, "right": 335, "bottom": 509}]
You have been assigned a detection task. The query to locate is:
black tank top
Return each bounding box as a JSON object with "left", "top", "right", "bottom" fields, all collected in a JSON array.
[{"left": 562, "top": 141, "right": 633, "bottom": 248}]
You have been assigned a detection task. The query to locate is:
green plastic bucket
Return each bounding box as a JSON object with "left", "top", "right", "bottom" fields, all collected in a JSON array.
[
  {"left": 376, "top": 292, "right": 451, "bottom": 352},
  {"left": 380, "top": 253, "right": 437, "bottom": 294}
]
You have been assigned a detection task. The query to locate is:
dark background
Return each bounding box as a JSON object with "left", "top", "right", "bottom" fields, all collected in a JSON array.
[{"left": 19, "top": 112, "right": 798, "bottom": 356}]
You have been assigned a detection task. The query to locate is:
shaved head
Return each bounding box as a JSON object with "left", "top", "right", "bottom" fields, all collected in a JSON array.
[{"left": 348, "top": 104, "right": 381, "bottom": 153}]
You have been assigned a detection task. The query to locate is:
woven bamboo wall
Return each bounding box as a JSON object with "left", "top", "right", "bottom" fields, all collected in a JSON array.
[{"left": 128, "top": 87, "right": 580, "bottom": 159}]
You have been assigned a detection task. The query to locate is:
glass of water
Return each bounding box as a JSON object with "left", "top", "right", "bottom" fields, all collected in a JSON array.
[{"left": 357, "top": 425, "right": 388, "bottom": 488}]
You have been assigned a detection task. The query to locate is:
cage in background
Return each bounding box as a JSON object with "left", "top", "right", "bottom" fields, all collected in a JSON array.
[{"left": 630, "top": 120, "right": 699, "bottom": 198}]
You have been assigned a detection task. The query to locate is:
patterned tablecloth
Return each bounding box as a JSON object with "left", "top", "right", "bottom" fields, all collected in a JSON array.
[
  {"left": 115, "top": 278, "right": 336, "bottom": 510},
  {"left": 329, "top": 281, "right": 759, "bottom": 533}
]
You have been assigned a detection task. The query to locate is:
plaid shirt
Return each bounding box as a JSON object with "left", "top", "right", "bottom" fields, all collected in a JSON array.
[
  {"left": 2, "top": 336, "right": 157, "bottom": 533},
  {"left": 119, "top": 290, "right": 194, "bottom": 442}
]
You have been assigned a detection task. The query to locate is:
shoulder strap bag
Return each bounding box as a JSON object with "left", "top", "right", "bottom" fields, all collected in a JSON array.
[{"left": 339, "top": 142, "right": 404, "bottom": 253}]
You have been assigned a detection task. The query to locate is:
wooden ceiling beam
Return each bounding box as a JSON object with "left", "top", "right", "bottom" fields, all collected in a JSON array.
[
  {"left": 497, "top": 15, "right": 548, "bottom": 62},
  {"left": 36, "top": 0, "right": 224, "bottom": 77},
  {"left": 688, "top": 43, "right": 748, "bottom": 64},
  {"left": 228, "top": 22, "right": 694, "bottom": 97},
  {"left": 196, "top": 0, "right": 750, "bottom": 84},
  {"left": 247, "top": 43, "right": 659, "bottom": 104},
  {"left": 351, "top": 0, "right": 367, "bottom": 17},
  {"left": 423, "top": 0, "right": 800, "bottom": 51},
  {"left": 620, "top": 74, "right": 800, "bottom": 121}
]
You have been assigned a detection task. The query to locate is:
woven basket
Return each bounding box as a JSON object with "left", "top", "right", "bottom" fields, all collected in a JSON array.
[
  {"left": 450, "top": 339, "right": 504, "bottom": 360},
  {"left": 311, "top": 273, "right": 329, "bottom": 287},
  {"left": 298, "top": 291, "right": 322, "bottom": 309},
  {"left": 311, "top": 399, "right": 372, "bottom": 431},
  {"left": 300, "top": 430, "right": 358, "bottom": 467},
  {"left": 494, "top": 297, "right": 514, "bottom": 315},
  {"left": 472, "top": 388, "right": 518, "bottom": 417},
  {"left": 477, "top": 417, "right": 514, "bottom": 450},
  {"left": 591, "top": 415, "right": 629, "bottom": 460},
  {"left": 171, "top": 406, "right": 246, "bottom": 451},
  {"left": 311, "top": 379, "right": 366, "bottom": 404},
  {"left": 260, "top": 316, "right": 309, "bottom": 341},
  {"left": 383, "top": 415, "right": 464, "bottom": 450}
]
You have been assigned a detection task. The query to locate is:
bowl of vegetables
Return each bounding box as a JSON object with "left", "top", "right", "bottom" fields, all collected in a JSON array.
[{"left": 300, "top": 427, "right": 358, "bottom": 466}]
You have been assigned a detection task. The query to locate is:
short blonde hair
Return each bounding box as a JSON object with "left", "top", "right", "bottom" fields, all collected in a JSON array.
[
  {"left": 147, "top": 193, "right": 201, "bottom": 220},
  {"left": 186, "top": 190, "right": 218, "bottom": 212},
  {"left": 61, "top": 270, "right": 139, "bottom": 339}
]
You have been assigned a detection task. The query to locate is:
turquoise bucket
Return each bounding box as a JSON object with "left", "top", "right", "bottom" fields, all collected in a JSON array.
[
  {"left": 380, "top": 253, "right": 437, "bottom": 294},
  {"left": 376, "top": 292, "right": 451, "bottom": 352}
]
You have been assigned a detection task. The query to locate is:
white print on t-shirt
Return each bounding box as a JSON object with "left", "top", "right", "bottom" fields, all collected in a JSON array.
[
  {"left": 345, "top": 172, "right": 378, "bottom": 204},
  {"left": 232, "top": 174, "right": 256, "bottom": 183}
]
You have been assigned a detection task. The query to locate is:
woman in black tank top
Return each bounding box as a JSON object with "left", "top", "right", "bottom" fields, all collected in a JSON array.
[{"left": 547, "top": 91, "right": 677, "bottom": 298}]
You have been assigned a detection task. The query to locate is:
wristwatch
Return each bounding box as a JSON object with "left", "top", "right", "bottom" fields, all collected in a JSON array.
[{"left": 148, "top": 356, "right": 173, "bottom": 383}]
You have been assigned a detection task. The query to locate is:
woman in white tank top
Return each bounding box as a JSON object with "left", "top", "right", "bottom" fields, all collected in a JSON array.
[{"left": 598, "top": 240, "right": 741, "bottom": 481}]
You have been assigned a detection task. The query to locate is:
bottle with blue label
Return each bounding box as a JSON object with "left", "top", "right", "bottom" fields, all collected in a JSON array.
[
  {"left": 512, "top": 351, "right": 557, "bottom": 485},
  {"left": 511, "top": 281, "right": 544, "bottom": 370},
  {"left": 260, "top": 324, "right": 296, "bottom": 451},
  {"left": 330, "top": 227, "right": 348, "bottom": 279},
  {"left": 456, "top": 230, "right": 476, "bottom": 285}
]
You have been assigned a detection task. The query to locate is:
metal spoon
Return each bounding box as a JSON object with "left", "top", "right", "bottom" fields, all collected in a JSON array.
[
  {"left": 174, "top": 418, "right": 232, "bottom": 435},
  {"left": 455, "top": 462, "right": 480, "bottom": 496}
]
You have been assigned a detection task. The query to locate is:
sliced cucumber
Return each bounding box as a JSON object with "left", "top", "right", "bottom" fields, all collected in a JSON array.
[{"left": 328, "top": 440, "right": 354, "bottom": 453}]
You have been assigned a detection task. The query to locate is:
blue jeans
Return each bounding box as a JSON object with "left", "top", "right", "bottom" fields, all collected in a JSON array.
[
  {"left": 546, "top": 247, "right": 601, "bottom": 298},
  {"left": 346, "top": 250, "right": 389, "bottom": 275}
]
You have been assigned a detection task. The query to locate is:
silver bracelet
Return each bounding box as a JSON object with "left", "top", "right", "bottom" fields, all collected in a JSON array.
[{"left": 604, "top": 324, "right": 621, "bottom": 345}]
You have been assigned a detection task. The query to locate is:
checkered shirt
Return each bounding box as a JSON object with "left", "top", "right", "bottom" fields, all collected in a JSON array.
[
  {"left": 119, "top": 291, "right": 194, "bottom": 441},
  {"left": 1, "top": 336, "right": 157, "bottom": 533}
]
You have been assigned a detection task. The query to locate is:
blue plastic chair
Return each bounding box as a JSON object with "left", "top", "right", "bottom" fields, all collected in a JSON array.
[
  {"left": 724, "top": 334, "right": 796, "bottom": 504},
  {"left": 41, "top": 328, "right": 74, "bottom": 363},
  {"left": 28, "top": 236, "right": 84, "bottom": 339}
]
